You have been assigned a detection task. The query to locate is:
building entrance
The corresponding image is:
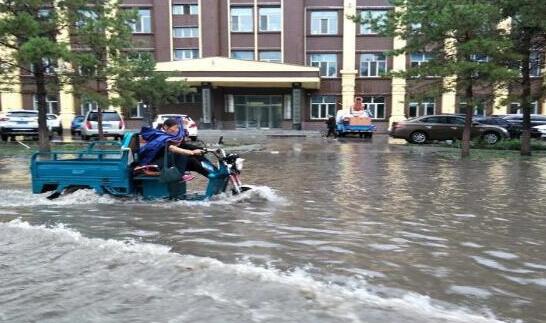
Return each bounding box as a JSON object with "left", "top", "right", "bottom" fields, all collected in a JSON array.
[{"left": 234, "top": 96, "right": 282, "bottom": 128}]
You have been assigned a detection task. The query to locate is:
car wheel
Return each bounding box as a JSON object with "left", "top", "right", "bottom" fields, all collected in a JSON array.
[
  {"left": 82, "top": 135, "right": 89, "bottom": 141},
  {"left": 410, "top": 131, "right": 427, "bottom": 144},
  {"left": 190, "top": 136, "right": 197, "bottom": 142},
  {"left": 482, "top": 132, "right": 501, "bottom": 145},
  {"left": 1, "top": 135, "right": 7, "bottom": 142}
]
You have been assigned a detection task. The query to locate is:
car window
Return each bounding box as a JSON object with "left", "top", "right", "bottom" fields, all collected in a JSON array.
[
  {"left": 447, "top": 117, "right": 465, "bottom": 124},
  {"left": 46, "top": 115, "right": 56, "bottom": 120},
  {"left": 532, "top": 116, "right": 546, "bottom": 121},
  {"left": 421, "top": 116, "right": 448, "bottom": 124},
  {"left": 7, "top": 111, "right": 38, "bottom": 117},
  {"left": 75, "top": 116, "right": 84, "bottom": 121},
  {"left": 87, "top": 112, "right": 121, "bottom": 122}
]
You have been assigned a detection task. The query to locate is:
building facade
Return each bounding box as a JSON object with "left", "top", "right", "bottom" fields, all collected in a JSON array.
[{"left": 1, "top": 0, "right": 546, "bottom": 131}]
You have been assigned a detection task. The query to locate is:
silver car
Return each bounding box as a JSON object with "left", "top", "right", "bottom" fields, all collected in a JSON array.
[{"left": 80, "top": 110, "right": 125, "bottom": 140}]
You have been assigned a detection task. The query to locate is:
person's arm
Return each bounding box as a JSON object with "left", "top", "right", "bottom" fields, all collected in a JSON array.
[{"left": 168, "top": 145, "right": 203, "bottom": 156}]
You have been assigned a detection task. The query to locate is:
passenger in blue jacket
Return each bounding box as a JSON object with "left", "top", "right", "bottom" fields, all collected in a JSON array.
[{"left": 139, "top": 118, "right": 208, "bottom": 179}]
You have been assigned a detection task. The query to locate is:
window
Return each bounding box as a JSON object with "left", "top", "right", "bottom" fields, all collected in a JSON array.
[
  {"left": 311, "top": 96, "right": 337, "bottom": 120},
  {"left": 410, "top": 52, "right": 433, "bottom": 68},
  {"left": 128, "top": 51, "right": 153, "bottom": 61},
  {"left": 310, "top": 11, "right": 338, "bottom": 35},
  {"left": 421, "top": 116, "right": 448, "bottom": 124},
  {"left": 173, "top": 27, "right": 198, "bottom": 38},
  {"left": 174, "top": 49, "right": 199, "bottom": 60},
  {"left": 81, "top": 100, "right": 98, "bottom": 116},
  {"left": 259, "top": 51, "right": 281, "bottom": 63},
  {"left": 408, "top": 99, "right": 435, "bottom": 117},
  {"left": 173, "top": 4, "right": 198, "bottom": 15},
  {"left": 310, "top": 54, "right": 337, "bottom": 77},
  {"left": 470, "top": 54, "right": 490, "bottom": 63},
  {"left": 178, "top": 92, "right": 202, "bottom": 103},
  {"left": 510, "top": 101, "right": 538, "bottom": 114},
  {"left": 363, "top": 96, "right": 385, "bottom": 119},
  {"left": 33, "top": 95, "right": 59, "bottom": 114},
  {"left": 30, "top": 57, "right": 56, "bottom": 75},
  {"left": 360, "top": 53, "right": 387, "bottom": 77},
  {"left": 130, "top": 102, "right": 145, "bottom": 118},
  {"left": 76, "top": 9, "right": 97, "bottom": 28},
  {"left": 458, "top": 101, "right": 486, "bottom": 117},
  {"left": 231, "top": 51, "right": 254, "bottom": 60},
  {"left": 231, "top": 7, "right": 253, "bottom": 32},
  {"left": 360, "top": 10, "right": 387, "bottom": 35},
  {"left": 530, "top": 51, "right": 542, "bottom": 77},
  {"left": 259, "top": 7, "right": 281, "bottom": 32},
  {"left": 131, "top": 9, "right": 151, "bottom": 33}
]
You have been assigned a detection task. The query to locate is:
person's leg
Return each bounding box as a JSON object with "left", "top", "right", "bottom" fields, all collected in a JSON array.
[
  {"left": 154, "top": 153, "right": 188, "bottom": 174},
  {"left": 186, "top": 157, "right": 209, "bottom": 177}
]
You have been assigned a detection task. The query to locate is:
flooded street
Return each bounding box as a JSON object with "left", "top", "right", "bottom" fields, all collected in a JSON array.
[{"left": 1, "top": 136, "right": 545, "bottom": 323}]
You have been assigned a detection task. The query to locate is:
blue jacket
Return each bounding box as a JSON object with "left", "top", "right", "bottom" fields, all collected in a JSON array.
[{"left": 138, "top": 123, "right": 185, "bottom": 165}]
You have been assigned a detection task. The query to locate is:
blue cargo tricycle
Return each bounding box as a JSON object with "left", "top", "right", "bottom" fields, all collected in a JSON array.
[{"left": 30, "top": 132, "right": 249, "bottom": 200}]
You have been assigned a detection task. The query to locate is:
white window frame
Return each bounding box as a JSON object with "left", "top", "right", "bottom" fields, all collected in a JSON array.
[
  {"left": 30, "top": 57, "right": 56, "bottom": 75},
  {"left": 310, "top": 11, "right": 338, "bottom": 35},
  {"left": 80, "top": 100, "right": 98, "bottom": 116},
  {"left": 360, "top": 53, "right": 387, "bottom": 77},
  {"left": 33, "top": 94, "right": 59, "bottom": 114},
  {"left": 173, "top": 4, "right": 198, "bottom": 15},
  {"left": 259, "top": 7, "right": 281, "bottom": 32},
  {"left": 458, "top": 101, "right": 487, "bottom": 117},
  {"left": 130, "top": 101, "right": 145, "bottom": 119},
  {"left": 231, "top": 50, "right": 255, "bottom": 60},
  {"left": 174, "top": 49, "right": 199, "bottom": 60},
  {"left": 410, "top": 52, "right": 432, "bottom": 68},
  {"left": 131, "top": 9, "right": 152, "bottom": 33},
  {"left": 408, "top": 99, "right": 436, "bottom": 118},
  {"left": 311, "top": 96, "right": 337, "bottom": 120},
  {"left": 310, "top": 54, "right": 337, "bottom": 78},
  {"left": 259, "top": 51, "right": 282, "bottom": 63},
  {"left": 231, "top": 7, "right": 253, "bottom": 32},
  {"left": 363, "top": 96, "right": 385, "bottom": 119},
  {"left": 360, "top": 10, "right": 387, "bottom": 35},
  {"left": 173, "top": 27, "right": 199, "bottom": 38},
  {"left": 530, "top": 51, "right": 542, "bottom": 77},
  {"left": 509, "top": 101, "right": 539, "bottom": 114}
]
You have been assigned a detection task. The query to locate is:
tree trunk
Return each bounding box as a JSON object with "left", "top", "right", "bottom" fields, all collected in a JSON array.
[
  {"left": 461, "top": 81, "right": 474, "bottom": 158},
  {"left": 520, "top": 33, "right": 532, "bottom": 156},
  {"left": 96, "top": 79, "right": 104, "bottom": 141},
  {"left": 35, "top": 64, "right": 50, "bottom": 153}
]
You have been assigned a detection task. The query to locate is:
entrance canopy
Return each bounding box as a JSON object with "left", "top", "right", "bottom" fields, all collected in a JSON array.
[{"left": 155, "top": 57, "right": 320, "bottom": 89}]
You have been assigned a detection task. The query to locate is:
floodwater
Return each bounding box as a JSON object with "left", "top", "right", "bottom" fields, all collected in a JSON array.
[{"left": 1, "top": 137, "right": 545, "bottom": 323}]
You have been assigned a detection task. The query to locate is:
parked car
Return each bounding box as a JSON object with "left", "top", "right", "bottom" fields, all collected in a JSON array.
[
  {"left": 502, "top": 114, "right": 546, "bottom": 138},
  {"left": 532, "top": 125, "right": 546, "bottom": 139},
  {"left": 474, "top": 116, "right": 518, "bottom": 138},
  {"left": 47, "top": 113, "right": 63, "bottom": 136},
  {"left": 389, "top": 115, "right": 509, "bottom": 144},
  {"left": 70, "top": 115, "right": 85, "bottom": 136},
  {"left": 152, "top": 114, "right": 198, "bottom": 141},
  {"left": 0, "top": 110, "right": 62, "bottom": 141},
  {"left": 80, "top": 110, "right": 125, "bottom": 140}
]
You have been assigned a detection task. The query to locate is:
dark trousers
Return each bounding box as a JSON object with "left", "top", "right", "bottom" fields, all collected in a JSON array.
[
  {"left": 153, "top": 143, "right": 210, "bottom": 177},
  {"left": 326, "top": 127, "right": 337, "bottom": 137}
]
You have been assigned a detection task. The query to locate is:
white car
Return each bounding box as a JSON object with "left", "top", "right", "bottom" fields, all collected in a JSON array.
[
  {"left": 80, "top": 110, "right": 126, "bottom": 140},
  {"left": 0, "top": 110, "right": 62, "bottom": 141},
  {"left": 152, "top": 114, "right": 198, "bottom": 141},
  {"left": 533, "top": 124, "right": 546, "bottom": 139}
]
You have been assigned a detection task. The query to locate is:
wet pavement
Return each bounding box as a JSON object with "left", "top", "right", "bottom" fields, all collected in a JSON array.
[{"left": 0, "top": 136, "right": 545, "bottom": 323}]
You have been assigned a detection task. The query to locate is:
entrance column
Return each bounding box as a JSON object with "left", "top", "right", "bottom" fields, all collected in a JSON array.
[
  {"left": 201, "top": 82, "right": 213, "bottom": 128},
  {"left": 390, "top": 5, "right": 407, "bottom": 126},
  {"left": 341, "top": 0, "right": 357, "bottom": 111},
  {"left": 292, "top": 83, "right": 302, "bottom": 130}
]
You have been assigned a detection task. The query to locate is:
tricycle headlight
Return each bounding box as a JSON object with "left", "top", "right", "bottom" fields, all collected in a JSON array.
[{"left": 235, "top": 158, "right": 244, "bottom": 171}]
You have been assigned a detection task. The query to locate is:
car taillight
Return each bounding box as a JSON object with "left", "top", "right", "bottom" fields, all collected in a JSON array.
[
  {"left": 189, "top": 122, "right": 196, "bottom": 128},
  {"left": 86, "top": 121, "right": 92, "bottom": 129},
  {"left": 119, "top": 119, "right": 125, "bottom": 129},
  {"left": 393, "top": 122, "right": 404, "bottom": 129}
]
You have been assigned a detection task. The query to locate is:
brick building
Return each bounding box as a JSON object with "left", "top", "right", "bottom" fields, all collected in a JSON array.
[{"left": 1, "top": 0, "right": 545, "bottom": 131}]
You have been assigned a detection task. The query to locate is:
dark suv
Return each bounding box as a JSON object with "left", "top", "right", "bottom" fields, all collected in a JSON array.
[
  {"left": 389, "top": 115, "right": 510, "bottom": 144},
  {"left": 502, "top": 114, "right": 546, "bottom": 138}
]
